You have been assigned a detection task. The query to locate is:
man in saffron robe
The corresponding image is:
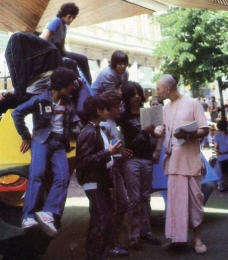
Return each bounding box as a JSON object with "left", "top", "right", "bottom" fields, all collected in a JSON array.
[{"left": 156, "top": 74, "right": 209, "bottom": 254}]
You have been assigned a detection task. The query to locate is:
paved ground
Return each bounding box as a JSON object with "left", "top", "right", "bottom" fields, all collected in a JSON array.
[
  {"left": 0, "top": 161, "right": 227, "bottom": 260},
  {"left": 40, "top": 175, "right": 228, "bottom": 260}
]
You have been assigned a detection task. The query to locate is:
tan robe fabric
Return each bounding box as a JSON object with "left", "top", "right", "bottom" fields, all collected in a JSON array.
[
  {"left": 163, "top": 96, "right": 208, "bottom": 176},
  {"left": 163, "top": 96, "right": 208, "bottom": 243},
  {"left": 165, "top": 175, "right": 204, "bottom": 242}
]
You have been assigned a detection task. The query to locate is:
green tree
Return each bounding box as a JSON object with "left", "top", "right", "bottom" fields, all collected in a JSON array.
[{"left": 153, "top": 8, "right": 228, "bottom": 97}]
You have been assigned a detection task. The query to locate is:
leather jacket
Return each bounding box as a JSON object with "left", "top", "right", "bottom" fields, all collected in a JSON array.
[{"left": 76, "top": 122, "right": 113, "bottom": 189}]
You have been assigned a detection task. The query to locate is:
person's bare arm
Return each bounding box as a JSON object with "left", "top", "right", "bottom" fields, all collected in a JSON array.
[
  {"left": 20, "top": 139, "right": 31, "bottom": 154},
  {"left": 0, "top": 93, "right": 4, "bottom": 101},
  {"left": 194, "top": 128, "right": 209, "bottom": 139},
  {"left": 174, "top": 128, "right": 209, "bottom": 140},
  {"left": 152, "top": 136, "right": 164, "bottom": 163},
  {"left": 214, "top": 142, "right": 221, "bottom": 156},
  {"left": 40, "top": 29, "right": 52, "bottom": 41}
]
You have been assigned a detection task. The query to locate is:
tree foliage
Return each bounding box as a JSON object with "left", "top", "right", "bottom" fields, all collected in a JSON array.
[{"left": 153, "top": 8, "right": 228, "bottom": 94}]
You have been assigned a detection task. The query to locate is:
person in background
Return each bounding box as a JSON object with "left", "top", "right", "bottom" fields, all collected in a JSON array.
[
  {"left": 214, "top": 120, "right": 228, "bottom": 192},
  {"left": 201, "top": 97, "right": 208, "bottom": 113},
  {"left": 91, "top": 50, "right": 129, "bottom": 96},
  {"left": 225, "top": 99, "right": 228, "bottom": 120},
  {"left": 12, "top": 67, "right": 78, "bottom": 237},
  {"left": 200, "top": 126, "right": 216, "bottom": 148},
  {"left": 76, "top": 96, "right": 122, "bottom": 260},
  {"left": 208, "top": 96, "right": 219, "bottom": 122},
  {"left": 120, "top": 81, "right": 161, "bottom": 250},
  {"left": 40, "top": 2, "right": 92, "bottom": 84},
  {"left": 156, "top": 74, "right": 209, "bottom": 254}
]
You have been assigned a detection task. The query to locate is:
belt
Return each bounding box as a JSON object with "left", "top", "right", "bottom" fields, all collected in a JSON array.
[{"left": 49, "top": 132, "right": 64, "bottom": 141}]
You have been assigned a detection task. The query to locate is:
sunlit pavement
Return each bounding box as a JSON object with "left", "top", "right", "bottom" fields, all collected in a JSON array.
[{"left": 1, "top": 146, "right": 227, "bottom": 260}]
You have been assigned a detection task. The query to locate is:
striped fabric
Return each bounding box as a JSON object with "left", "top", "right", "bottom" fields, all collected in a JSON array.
[{"left": 51, "top": 99, "right": 65, "bottom": 134}]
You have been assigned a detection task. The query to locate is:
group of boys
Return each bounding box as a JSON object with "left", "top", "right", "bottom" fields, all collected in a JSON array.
[
  {"left": 11, "top": 70, "right": 210, "bottom": 260},
  {"left": 5, "top": 2, "right": 210, "bottom": 260}
]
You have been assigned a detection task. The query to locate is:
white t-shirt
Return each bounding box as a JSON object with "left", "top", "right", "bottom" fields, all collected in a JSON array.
[{"left": 51, "top": 99, "right": 65, "bottom": 134}]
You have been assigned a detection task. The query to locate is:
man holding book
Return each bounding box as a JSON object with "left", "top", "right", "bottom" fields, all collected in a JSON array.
[{"left": 156, "top": 75, "right": 209, "bottom": 254}]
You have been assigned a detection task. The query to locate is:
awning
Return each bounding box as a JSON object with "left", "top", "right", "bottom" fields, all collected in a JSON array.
[{"left": 0, "top": 0, "right": 227, "bottom": 33}]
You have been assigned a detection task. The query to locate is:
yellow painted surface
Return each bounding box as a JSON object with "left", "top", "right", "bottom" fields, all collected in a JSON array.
[
  {"left": 0, "top": 110, "right": 76, "bottom": 167},
  {"left": 0, "top": 110, "right": 31, "bottom": 165}
]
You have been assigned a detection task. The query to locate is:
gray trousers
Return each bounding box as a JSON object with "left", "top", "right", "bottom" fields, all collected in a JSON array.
[
  {"left": 111, "top": 157, "right": 129, "bottom": 245},
  {"left": 124, "top": 158, "right": 153, "bottom": 244}
]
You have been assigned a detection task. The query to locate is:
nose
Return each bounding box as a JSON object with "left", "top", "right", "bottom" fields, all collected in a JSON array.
[{"left": 135, "top": 93, "right": 140, "bottom": 99}]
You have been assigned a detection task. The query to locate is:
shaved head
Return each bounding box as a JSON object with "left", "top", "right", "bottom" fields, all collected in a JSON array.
[
  {"left": 157, "top": 74, "right": 178, "bottom": 91},
  {"left": 156, "top": 74, "right": 179, "bottom": 101}
]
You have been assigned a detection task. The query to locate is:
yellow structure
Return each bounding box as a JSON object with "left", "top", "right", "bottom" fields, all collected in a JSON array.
[
  {"left": 0, "top": 110, "right": 76, "bottom": 206},
  {"left": 0, "top": 110, "right": 76, "bottom": 168},
  {"left": 0, "top": 110, "right": 30, "bottom": 167}
]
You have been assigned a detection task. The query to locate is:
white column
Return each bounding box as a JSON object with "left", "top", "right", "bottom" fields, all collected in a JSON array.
[{"left": 128, "top": 61, "right": 138, "bottom": 81}]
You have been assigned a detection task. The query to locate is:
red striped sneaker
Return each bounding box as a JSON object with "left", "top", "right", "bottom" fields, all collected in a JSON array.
[{"left": 35, "top": 211, "right": 58, "bottom": 237}]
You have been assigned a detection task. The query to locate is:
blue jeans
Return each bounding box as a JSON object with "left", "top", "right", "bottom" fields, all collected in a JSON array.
[
  {"left": 22, "top": 136, "right": 69, "bottom": 219},
  {"left": 64, "top": 51, "right": 92, "bottom": 84}
]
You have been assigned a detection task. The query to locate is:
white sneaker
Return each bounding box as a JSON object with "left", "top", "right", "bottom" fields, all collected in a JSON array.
[
  {"left": 22, "top": 217, "right": 39, "bottom": 228},
  {"left": 35, "top": 211, "right": 58, "bottom": 237}
]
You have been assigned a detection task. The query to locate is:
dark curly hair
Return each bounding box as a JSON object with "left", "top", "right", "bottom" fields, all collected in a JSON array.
[
  {"left": 83, "top": 96, "right": 109, "bottom": 121},
  {"left": 217, "top": 120, "right": 228, "bottom": 133},
  {"left": 57, "top": 3, "right": 79, "bottom": 18},
  {"left": 122, "top": 81, "right": 145, "bottom": 110},
  {"left": 50, "top": 67, "right": 78, "bottom": 90},
  {"left": 101, "top": 90, "right": 122, "bottom": 107}
]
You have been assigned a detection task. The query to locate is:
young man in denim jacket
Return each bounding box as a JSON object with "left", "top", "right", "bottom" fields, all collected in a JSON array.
[{"left": 12, "top": 67, "right": 78, "bottom": 237}]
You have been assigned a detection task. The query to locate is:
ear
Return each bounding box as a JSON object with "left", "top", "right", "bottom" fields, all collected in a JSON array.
[
  {"left": 167, "top": 86, "right": 172, "bottom": 94},
  {"left": 97, "top": 109, "right": 102, "bottom": 117}
]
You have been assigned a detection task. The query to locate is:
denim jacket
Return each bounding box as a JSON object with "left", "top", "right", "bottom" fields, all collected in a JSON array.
[{"left": 12, "top": 90, "right": 75, "bottom": 149}]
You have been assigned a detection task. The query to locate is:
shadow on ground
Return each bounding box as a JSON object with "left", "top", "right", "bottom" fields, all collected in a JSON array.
[{"left": 1, "top": 182, "right": 228, "bottom": 260}]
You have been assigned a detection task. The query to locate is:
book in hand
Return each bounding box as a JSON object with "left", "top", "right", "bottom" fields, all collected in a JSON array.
[
  {"left": 140, "top": 105, "right": 163, "bottom": 130},
  {"left": 174, "top": 121, "right": 198, "bottom": 145}
]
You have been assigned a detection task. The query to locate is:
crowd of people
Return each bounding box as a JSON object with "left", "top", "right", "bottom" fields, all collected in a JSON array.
[
  {"left": 1, "top": 2, "right": 227, "bottom": 260},
  {"left": 199, "top": 95, "right": 228, "bottom": 123},
  {"left": 198, "top": 94, "right": 228, "bottom": 192}
]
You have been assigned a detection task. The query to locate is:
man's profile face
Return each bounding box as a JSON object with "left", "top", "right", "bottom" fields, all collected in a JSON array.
[
  {"left": 156, "top": 81, "right": 168, "bottom": 101},
  {"left": 109, "top": 105, "right": 121, "bottom": 120},
  {"left": 62, "top": 14, "right": 76, "bottom": 25},
  {"left": 97, "top": 108, "right": 110, "bottom": 122}
]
